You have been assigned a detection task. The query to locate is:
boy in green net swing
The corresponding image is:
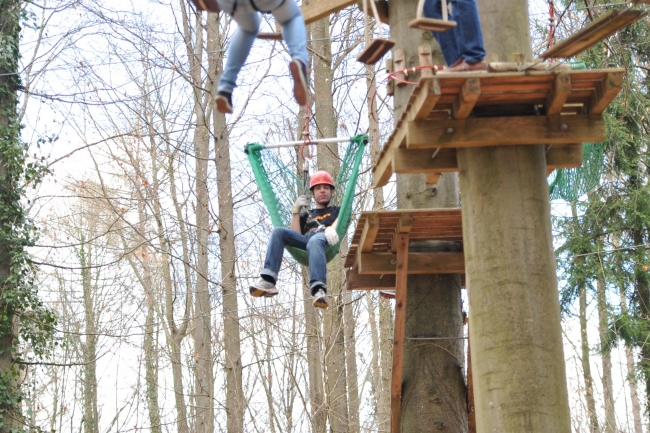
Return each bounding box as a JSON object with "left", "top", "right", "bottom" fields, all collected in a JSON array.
[{"left": 250, "top": 171, "right": 340, "bottom": 309}]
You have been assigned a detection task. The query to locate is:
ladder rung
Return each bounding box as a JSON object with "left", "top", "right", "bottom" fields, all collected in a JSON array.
[
  {"left": 357, "top": 38, "right": 396, "bottom": 65},
  {"left": 257, "top": 32, "right": 283, "bottom": 41},
  {"left": 408, "top": 18, "right": 457, "bottom": 32}
]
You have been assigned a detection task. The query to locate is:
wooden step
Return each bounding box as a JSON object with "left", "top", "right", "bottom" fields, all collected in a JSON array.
[
  {"left": 541, "top": 8, "right": 646, "bottom": 59},
  {"left": 408, "top": 17, "right": 457, "bottom": 32},
  {"left": 257, "top": 32, "right": 283, "bottom": 40},
  {"left": 357, "top": 38, "right": 396, "bottom": 65}
]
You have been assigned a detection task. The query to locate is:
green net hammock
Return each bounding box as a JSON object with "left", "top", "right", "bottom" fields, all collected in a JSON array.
[
  {"left": 548, "top": 142, "right": 604, "bottom": 201},
  {"left": 245, "top": 134, "right": 368, "bottom": 266}
]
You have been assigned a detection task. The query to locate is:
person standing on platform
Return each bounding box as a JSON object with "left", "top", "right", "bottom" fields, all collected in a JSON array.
[{"left": 423, "top": 0, "right": 488, "bottom": 73}]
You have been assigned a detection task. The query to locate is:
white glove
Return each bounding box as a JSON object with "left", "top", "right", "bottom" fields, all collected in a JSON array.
[
  {"left": 325, "top": 226, "right": 339, "bottom": 246},
  {"left": 291, "top": 195, "right": 310, "bottom": 214}
]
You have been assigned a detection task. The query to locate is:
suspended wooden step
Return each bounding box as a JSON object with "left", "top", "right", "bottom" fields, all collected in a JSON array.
[
  {"left": 189, "top": 0, "right": 220, "bottom": 13},
  {"left": 409, "top": 0, "right": 456, "bottom": 32},
  {"left": 257, "top": 21, "right": 283, "bottom": 40},
  {"left": 357, "top": 0, "right": 395, "bottom": 64},
  {"left": 541, "top": 8, "right": 646, "bottom": 59}
]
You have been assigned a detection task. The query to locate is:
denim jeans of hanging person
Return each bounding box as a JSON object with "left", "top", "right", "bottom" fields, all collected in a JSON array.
[
  {"left": 423, "top": 0, "right": 486, "bottom": 65},
  {"left": 215, "top": 0, "right": 309, "bottom": 93},
  {"left": 260, "top": 227, "right": 328, "bottom": 295}
]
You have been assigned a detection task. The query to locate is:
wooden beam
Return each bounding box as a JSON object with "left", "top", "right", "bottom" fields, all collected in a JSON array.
[
  {"left": 346, "top": 269, "right": 396, "bottom": 290},
  {"left": 589, "top": 71, "right": 623, "bottom": 115},
  {"left": 391, "top": 233, "right": 409, "bottom": 433},
  {"left": 398, "top": 212, "right": 413, "bottom": 233},
  {"left": 406, "top": 114, "right": 606, "bottom": 149},
  {"left": 374, "top": 147, "right": 395, "bottom": 188},
  {"left": 452, "top": 78, "right": 481, "bottom": 119},
  {"left": 546, "top": 144, "right": 583, "bottom": 169},
  {"left": 546, "top": 73, "right": 571, "bottom": 116},
  {"left": 392, "top": 148, "right": 458, "bottom": 173},
  {"left": 301, "top": 0, "right": 356, "bottom": 24},
  {"left": 359, "top": 213, "right": 380, "bottom": 252},
  {"left": 357, "top": 252, "right": 465, "bottom": 274},
  {"left": 393, "top": 49, "right": 407, "bottom": 87},
  {"left": 418, "top": 45, "right": 434, "bottom": 79},
  {"left": 540, "top": 9, "right": 645, "bottom": 59},
  {"left": 408, "top": 78, "right": 442, "bottom": 121}
]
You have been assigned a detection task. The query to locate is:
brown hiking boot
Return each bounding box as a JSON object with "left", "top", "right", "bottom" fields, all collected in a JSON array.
[{"left": 439, "top": 60, "right": 488, "bottom": 74}]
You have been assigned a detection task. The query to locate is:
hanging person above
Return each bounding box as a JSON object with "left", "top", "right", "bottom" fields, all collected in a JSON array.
[
  {"left": 423, "top": 0, "right": 487, "bottom": 73},
  {"left": 190, "top": 0, "right": 309, "bottom": 114},
  {"left": 250, "top": 171, "right": 340, "bottom": 309}
]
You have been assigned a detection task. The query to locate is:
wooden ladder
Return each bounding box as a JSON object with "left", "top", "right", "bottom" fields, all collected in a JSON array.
[
  {"left": 408, "top": 0, "right": 457, "bottom": 32},
  {"left": 357, "top": 0, "right": 395, "bottom": 64}
]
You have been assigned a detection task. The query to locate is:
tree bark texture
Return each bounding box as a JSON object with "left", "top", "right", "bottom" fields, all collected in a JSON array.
[
  {"left": 389, "top": 0, "right": 468, "bottom": 431},
  {"left": 80, "top": 242, "right": 99, "bottom": 433},
  {"left": 458, "top": 145, "right": 571, "bottom": 432},
  {"left": 597, "top": 275, "right": 616, "bottom": 433},
  {"left": 618, "top": 282, "right": 643, "bottom": 433},
  {"left": 0, "top": 1, "right": 19, "bottom": 430},
  {"left": 208, "top": 12, "right": 246, "bottom": 433},
  {"left": 312, "top": 16, "right": 350, "bottom": 432},
  {"left": 458, "top": 1, "right": 570, "bottom": 431}
]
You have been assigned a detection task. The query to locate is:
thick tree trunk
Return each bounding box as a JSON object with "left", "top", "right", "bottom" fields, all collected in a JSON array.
[
  {"left": 0, "top": 1, "right": 19, "bottom": 431},
  {"left": 389, "top": 0, "right": 468, "bottom": 431},
  {"left": 342, "top": 247, "right": 361, "bottom": 433},
  {"left": 597, "top": 275, "right": 616, "bottom": 433},
  {"left": 457, "top": 1, "right": 571, "bottom": 431},
  {"left": 377, "top": 298, "right": 393, "bottom": 432}
]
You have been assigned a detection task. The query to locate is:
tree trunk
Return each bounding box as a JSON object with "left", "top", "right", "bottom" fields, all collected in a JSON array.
[
  {"left": 389, "top": 0, "right": 468, "bottom": 430},
  {"left": 210, "top": 33, "right": 246, "bottom": 433},
  {"left": 572, "top": 203, "right": 598, "bottom": 433},
  {"left": 377, "top": 297, "right": 393, "bottom": 432},
  {"left": 597, "top": 274, "right": 616, "bottom": 433},
  {"left": 632, "top": 228, "right": 650, "bottom": 428},
  {"left": 619, "top": 285, "right": 643, "bottom": 433},
  {"left": 80, "top": 242, "right": 99, "bottom": 433},
  {"left": 312, "top": 15, "right": 349, "bottom": 432},
  {"left": 342, "top": 248, "right": 360, "bottom": 433},
  {"left": 457, "top": 1, "right": 571, "bottom": 431},
  {"left": 0, "top": 1, "right": 19, "bottom": 430}
]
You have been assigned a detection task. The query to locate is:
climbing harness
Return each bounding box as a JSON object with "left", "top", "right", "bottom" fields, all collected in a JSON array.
[{"left": 244, "top": 134, "right": 368, "bottom": 266}]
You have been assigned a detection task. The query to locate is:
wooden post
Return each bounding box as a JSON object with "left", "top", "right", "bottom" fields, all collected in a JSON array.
[
  {"left": 390, "top": 232, "right": 409, "bottom": 433},
  {"left": 458, "top": 0, "right": 572, "bottom": 431}
]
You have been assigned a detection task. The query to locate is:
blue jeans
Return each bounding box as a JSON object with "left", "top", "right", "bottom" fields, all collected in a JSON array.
[
  {"left": 423, "top": 0, "right": 486, "bottom": 65},
  {"left": 261, "top": 228, "right": 328, "bottom": 295},
  {"left": 216, "top": 0, "right": 309, "bottom": 93}
]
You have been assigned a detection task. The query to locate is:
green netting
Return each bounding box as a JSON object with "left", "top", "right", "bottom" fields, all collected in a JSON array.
[
  {"left": 245, "top": 134, "right": 368, "bottom": 266},
  {"left": 548, "top": 142, "right": 604, "bottom": 201}
]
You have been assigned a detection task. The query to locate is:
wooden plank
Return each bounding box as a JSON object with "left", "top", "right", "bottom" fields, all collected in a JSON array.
[
  {"left": 398, "top": 212, "right": 413, "bottom": 233},
  {"left": 409, "top": 78, "right": 442, "bottom": 121},
  {"left": 301, "top": 0, "right": 356, "bottom": 24},
  {"left": 393, "top": 148, "right": 458, "bottom": 173},
  {"left": 357, "top": 252, "right": 465, "bottom": 274},
  {"left": 346, "top": 269, "right": 396, "bottom": 290},
  {"left": 546, "top": 143, "right": 583, "bottom": 169},
  {"left": 418, "top": 45, "right": 434, "bottom": 79},
  {"left": 257, "top": 32, "right": 283, "bottom": 40},
  {"left": 540, "top": 9, "right": 645, "bottom": 59},
  {"left": 425, "top": 173, "right": 441, "bottom": 184},
  {"left": 358, "top": 38, "right": 396, "bottom": 65},
  {"left": 408, "top": 17, "right": 457, "bottom": 32},
  {"left": 406, "top": 115, "right": 606, "bottom": 149},
  {"left": 589, "top": 71, "right": 623, "bottom": 115},
  {"left": 390, "top": 233, "right": 409, "bottom": 433},
  {"left": 453, "top": 78, "right": 481, "bottom": 119},
  {"left": 393, "top": 49, "right": 407, "bottom": 86},
  {"left": 360, "top": 213, "right": 380, "bottom": 253},
  {"left": 546, "top": 73, "right": 572, "bottom": 116}
]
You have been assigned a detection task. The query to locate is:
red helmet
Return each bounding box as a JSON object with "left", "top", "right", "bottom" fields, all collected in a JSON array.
[{"left": 310, "top": 171, "right": 335, "bottom": 190}]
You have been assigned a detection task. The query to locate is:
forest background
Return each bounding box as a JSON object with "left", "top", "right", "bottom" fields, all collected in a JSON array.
[{"left": 0, "top": 0, "right": 649, "bottom": 432}]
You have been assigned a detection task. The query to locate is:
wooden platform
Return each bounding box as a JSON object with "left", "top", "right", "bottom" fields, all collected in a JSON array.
[
  {"left": 372, "top": 68, "right": 624, "bottom": 187},
  {"left": 345, "top": 208, "right": 464, "bottom": 433}
]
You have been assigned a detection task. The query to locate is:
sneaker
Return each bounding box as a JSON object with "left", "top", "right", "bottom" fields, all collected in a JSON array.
[
  {"left": 250, "top": 277, "right": 279, "bottom": 298},
  {"left": 439, "top": 60, "right": 488, "bottom": 74},
  {"left": 216, "top": 91, "right": 233, "bottom": 114},
  {"left": 289, "top": 59, "right": 308, "bottom": 106},
  {"left": 312, "top": 288, "right": 329, "bottom": 309}
]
